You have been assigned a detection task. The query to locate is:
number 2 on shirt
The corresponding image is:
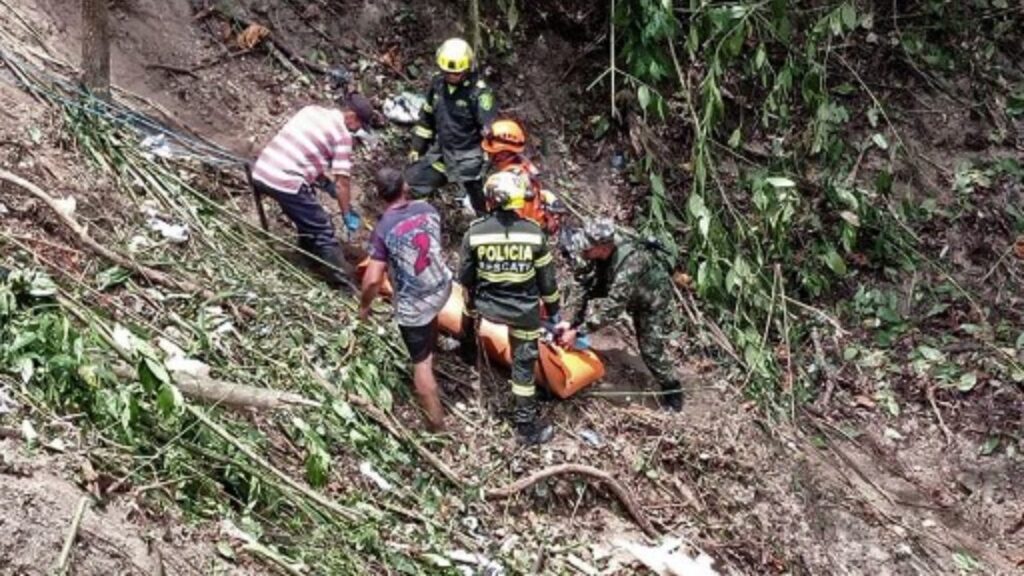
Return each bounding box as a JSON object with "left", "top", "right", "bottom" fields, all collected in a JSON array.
[{"left": 411, "top": 232, "right": 432, "bottom": 275}]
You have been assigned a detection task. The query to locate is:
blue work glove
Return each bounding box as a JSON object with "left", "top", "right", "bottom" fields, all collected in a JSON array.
[
  {"left": 343, "top": 210, "right": 361, "bottom": 232},
  {"left": 574, "top": 332, "right": 591, "bottom": 351}
]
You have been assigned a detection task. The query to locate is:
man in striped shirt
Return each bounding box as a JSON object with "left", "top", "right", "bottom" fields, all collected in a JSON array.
[{"left": 251, "top": 93, "right": 375, "bottom": 288}]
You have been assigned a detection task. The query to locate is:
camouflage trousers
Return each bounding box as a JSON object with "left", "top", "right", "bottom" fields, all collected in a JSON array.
[{"left": 632, "top": 308, "right": 678, "bottom": 388}]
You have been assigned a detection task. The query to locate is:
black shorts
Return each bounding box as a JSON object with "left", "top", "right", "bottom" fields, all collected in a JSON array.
[{"left": 399, "top": 319, "right": 438, "bottom": 364}]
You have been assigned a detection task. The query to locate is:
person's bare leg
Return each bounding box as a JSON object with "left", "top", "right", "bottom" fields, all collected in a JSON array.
[{"left": 413, "top": 354, "right": 445, "bottom": 431}]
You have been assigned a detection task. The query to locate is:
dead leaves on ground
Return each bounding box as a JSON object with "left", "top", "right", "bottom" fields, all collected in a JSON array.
[
  {"left": 1013, "top": 235, "right": 1024, "bottom": 261},
  {"left": 236, "top": 23, "right": 270, "bottom": 51}
]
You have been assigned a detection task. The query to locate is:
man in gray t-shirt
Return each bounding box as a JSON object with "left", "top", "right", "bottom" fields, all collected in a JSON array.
[{"left": 359, "top": 169, "right": 452, "bottom": 430}]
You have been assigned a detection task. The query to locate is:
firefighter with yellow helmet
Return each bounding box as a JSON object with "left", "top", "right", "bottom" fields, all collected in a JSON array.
[
  {"left": 406, "top": 38, "right": 497, "bottom": 214},
  {"left": 459, "top": 171, "right": 566, "bottom": 445}
]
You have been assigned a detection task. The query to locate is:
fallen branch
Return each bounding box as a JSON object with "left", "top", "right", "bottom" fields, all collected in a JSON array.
[
  {"left": 925, "top": 385, "right": 954, "bottom": 446},
  {"left": 485, "top": 464, "right": 659, "bottom": 539},
  {"left": 0, "top": 169, "right": 255, "bottom": 318},
  {"left": 144, "top": 62, "right": 200, "bottom": 79},
  {"left": 55, "top": 495, "right": 91, "bottom": 575},
  {"left": 110, "top": 363, "right": 320, "bottom": 411}
]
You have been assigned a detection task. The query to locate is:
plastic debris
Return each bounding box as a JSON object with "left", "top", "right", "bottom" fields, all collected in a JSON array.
[
  {"left": 147, "top": 217, "right": 190, "bottom": 243},
  {"left": 447, "top": 550, "right": 505, "bottom": 576},
  {"left": 0, "top": 386, "right": 16, "bottom": 416},
  {"left": 437, "top": 335, "right": 461, "bottom": 352},
  {"left": 383, "top": 92, "right": 426, "bottom": 124},
  {"left": 359, "top": 461, "right": 393, "bottom": 492},
  {"left": 139, "top": 133, "right": 176, "bottom": 159},
  {"left": 613, "top": 538, "right": 718, "bottom": 576},
  {"left": 20, "top": 419, "right": 38, "bottom": 445},
  {"left": 52, "top": 195, "right": 76, "bottom": 218},
  {"left": 578, "top": 428, "right": 604, "bottom": 447}
]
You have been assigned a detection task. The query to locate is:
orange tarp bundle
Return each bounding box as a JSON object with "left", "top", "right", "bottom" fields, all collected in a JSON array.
[{"left": 358, "top": 259, "right": 604, "bottom": 398}]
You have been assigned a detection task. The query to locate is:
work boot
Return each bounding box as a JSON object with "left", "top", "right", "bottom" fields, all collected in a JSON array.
[
  {"left": 514, "top": 396, "right": 554, "bottom": 446},
  {"left": 312, "top": 244, "right": 356, "bottom": 291},
  {"left": 660, "top": 381, "right": 684, "bottom": 413}
]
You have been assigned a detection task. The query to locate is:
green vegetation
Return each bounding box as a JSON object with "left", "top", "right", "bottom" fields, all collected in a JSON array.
[{"left": 594, "top": 0, "right": 1023, "bottom": 408}]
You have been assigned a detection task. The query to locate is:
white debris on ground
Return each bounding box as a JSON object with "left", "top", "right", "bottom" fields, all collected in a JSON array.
[
  {"left": 612, "top": 538, "right": 719, "bottom": 576},
  {"left": 382, "top": 92, "right": 426, "bottom": 125}
]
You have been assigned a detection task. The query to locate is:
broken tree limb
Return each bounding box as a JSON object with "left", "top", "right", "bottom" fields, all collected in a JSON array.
[
  {"left": 485, "top": 464, "right": 659, "bottom": 539},
  {"left": 0, "top": 169, "right": 200, "bottom": 293},
  {"left": 0, "top": 169, "right": 256, "bottom": 319},
  {"left": 347, "top": 394, "right": 466, "bottom": 489},
  {"left": 110, "top": 363, "right": 320, "bottom": 411},
  {"left": 55, "top": 495, "right": 91, "bottom": 575},
  {"left": 175, "top": 374, "right": 321, "bottom": 410}
]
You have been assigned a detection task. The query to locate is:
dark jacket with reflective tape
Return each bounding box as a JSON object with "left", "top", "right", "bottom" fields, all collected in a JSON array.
[
  {"left": 459, "top": 211, "right": 560, "bottom": 330},
  {"left": 411, "top": 73, "right": 497, "bottom": 155}
]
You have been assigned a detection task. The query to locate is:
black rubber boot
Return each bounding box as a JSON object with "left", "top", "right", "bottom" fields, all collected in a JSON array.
[
  {"left": 514, "top": 396, "right": 553, "bottom": 446},
  {"left": 313, "top": 244, "right": 356, "bottom": 291},
  {"left": 458, "top": 314, "right": 479, "bottom": 366},
  {"left": 660, "top": 381, "right": 684, "bottom": 413}
]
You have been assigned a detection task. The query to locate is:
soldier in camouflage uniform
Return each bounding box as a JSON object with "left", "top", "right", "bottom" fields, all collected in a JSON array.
[{"left": 558, "top": 218, "right": 684, "bottom": 411}]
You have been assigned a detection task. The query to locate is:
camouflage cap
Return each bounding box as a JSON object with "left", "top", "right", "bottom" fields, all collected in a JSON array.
[{"left": 581, "top": 217, "right": 616, "bottom": 249}]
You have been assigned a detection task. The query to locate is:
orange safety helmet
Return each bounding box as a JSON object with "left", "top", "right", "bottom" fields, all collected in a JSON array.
[{"left": 482, "top": 119, "right": 527, "bottom": 155}]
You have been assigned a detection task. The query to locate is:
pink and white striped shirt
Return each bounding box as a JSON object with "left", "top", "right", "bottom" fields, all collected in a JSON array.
[{"left": 252, "top": 105, "right": 353, "bottom": 194}]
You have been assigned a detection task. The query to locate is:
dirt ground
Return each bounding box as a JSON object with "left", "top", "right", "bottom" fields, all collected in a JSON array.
[
  {"left": 2, "top": 0, "right": 1024, "bottom": 575},
  {"left": 0, "top": 440, "right": 252, "bottom": 575}
]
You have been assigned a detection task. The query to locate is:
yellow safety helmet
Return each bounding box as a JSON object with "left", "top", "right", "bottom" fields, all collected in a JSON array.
[
  {"left": 436, "top": 38, "right": 474, "bottom": 73},
  {"left": 484, "top": 171, "right": 527, "bottom": 211}
]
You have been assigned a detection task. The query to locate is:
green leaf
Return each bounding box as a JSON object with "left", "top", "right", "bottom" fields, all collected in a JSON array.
[
  {"left": 216, "top": 541, "right": 236, "bottom": 560},
  {"left": 822, "top": 248, "right": 847, "bottom": 275},
  {"left": 765, "top": 176, "right": 796, "bottom": 188},
  {"left": 728, "top": 127, "right": 742, "bottom": 148},
  {"left": 157, "top": 383, "right": 184, "bottom": 417},
  {"left": 956, "top": 372, "right": 978, "bottom": 392},
  {"left": 840, "top": 3, "right": 857, "bottom": 31},
  {"left": 1015, "top": 332, "right": 1024, "bottom": 350},
  {"left": 687, "top": 193, "right": 707, "bottom": 218},
  {"left": 305, "top": 448, "right": 330, "bottom": 488},
  {"left": 951, "top": 551, "right": 983, "bottom": 573},
  {"left": 96, "top": 266, "right": 132, "bottom": 291},
  {"left": 637, "top": 85, "right": 651, "bottom": 111},
  {"left": 915, "top": 345, "right": 944, "bottom": 362},
  {"left": 833, "top": 82, "right": 856, "bottom": 96},
  {"left": 871, "top": 133, "right": 889, "bottom": 150},
  {"left": 28, "top": 274, "right": 58, "bottom": 297},
  {"left": 138, "top": 356, "right": 170, "bottom": 392},
  {"left": 754, "top": 44, "right": 766, "bottom": 70},
  {"left": 979, "top": 436, "right": 1000, "bottom": 456}
]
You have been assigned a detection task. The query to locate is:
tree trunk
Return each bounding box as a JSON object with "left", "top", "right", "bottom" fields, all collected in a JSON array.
[
  {"left": 81, "top": 0, "right": 110, "bottom": 99},
  {"left": 468, "top": 0, "right": 481, "bottom": 56}
]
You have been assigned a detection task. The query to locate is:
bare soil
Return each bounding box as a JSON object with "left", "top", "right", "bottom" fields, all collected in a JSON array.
[{"left": 0, "top": 440, "right": 250, "bottom": 575}]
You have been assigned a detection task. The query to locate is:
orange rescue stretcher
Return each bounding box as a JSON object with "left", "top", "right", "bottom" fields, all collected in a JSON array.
[{"left": 357, "top": 259, "right": 604, "bottom": 398}]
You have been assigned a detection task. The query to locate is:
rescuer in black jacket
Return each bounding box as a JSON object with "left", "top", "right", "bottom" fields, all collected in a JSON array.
[
  {"left": 405, "top": 38, "right": 497, "bottom": 215},
  {"left": 459, "top": 171, "right": 566, "bottom": 445}
]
